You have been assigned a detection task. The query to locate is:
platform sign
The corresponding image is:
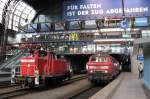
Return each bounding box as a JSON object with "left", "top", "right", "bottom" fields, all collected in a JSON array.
[
  {"left": 137, "top": 55, "right": 144, "bottom": 61},
  {"left": 137, "top": 47, "right": 144, "bottom": 61},
  {"left": 63, "top": 0, "right": 150, "bottom": 21},
  {"left": 135, "top": 17, "right": 148, "bottom": 27}
]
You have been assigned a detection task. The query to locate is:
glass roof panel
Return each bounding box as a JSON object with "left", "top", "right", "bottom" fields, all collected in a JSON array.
[
  {"left": 16, "top": 5, "right": 25, "bottom": 11},
  {"left": 21, "top": 13, "right": 28, "bottom": 18},
  {"left": 14, "top": 10, "right": 22, "bottom": 16},
  {"left": 14, "top": 15, "right": 19, "bottom": 22},
  {"left": 24, "top": 9, "right": 31, "bottom": 14},
  {"left": 0, "top": 0, "right": 36, "bottom": 31},
  {"left": 2, "top": 0, "right": 9, "bottom": 2},
  {"left": 20, "top": 1, "right": 27, "bottom": 8},
  {"left": 0, "top": 2, "right": 6, "bottom": 8}
]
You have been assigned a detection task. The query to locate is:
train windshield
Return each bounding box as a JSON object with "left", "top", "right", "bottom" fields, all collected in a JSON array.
[
  {"left": 23, "top": 52, "right": 32, "bottom": 56},
  {"left": 91, "top": 56, "right": 110, "bottom": 62}
]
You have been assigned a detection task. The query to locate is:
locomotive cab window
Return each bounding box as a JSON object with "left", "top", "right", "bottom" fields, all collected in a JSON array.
[
  {"left": 91, "top": 56, "right": 96, "bottom": 61},
  {"left": 39, "top": 50, "right": 47, "bottom": 57},
  {"left": 96, "top": 57, "right": 110, "bottom": 62},
  {"left": 23, "top": 52, "right": 32, "bottom": 56},
  {"left": 52, "top": 54, "right": 57, "bottom": 60},
  {"left": 91, "top": 56, "right": 110, "bottom": 62}
]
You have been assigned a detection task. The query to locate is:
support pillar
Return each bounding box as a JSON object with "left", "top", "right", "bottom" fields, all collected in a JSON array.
[{"left": 131, "top": 44, "right": 139, "bottom": 74}]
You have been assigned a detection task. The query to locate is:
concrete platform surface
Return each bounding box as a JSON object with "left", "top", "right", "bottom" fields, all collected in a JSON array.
[{"left": 111, "top": 72, "right": 147, "bottom": 99}]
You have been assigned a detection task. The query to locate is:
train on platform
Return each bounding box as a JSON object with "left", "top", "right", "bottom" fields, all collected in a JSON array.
[
  {"left": 11, "top": 50, "right": 72, "bottom": 88},
  {"left": 86, "top": 53, "right": 121, "bottom": 84}
]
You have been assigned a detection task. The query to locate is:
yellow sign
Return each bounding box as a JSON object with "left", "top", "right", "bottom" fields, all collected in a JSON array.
[{"left": 69, "top": 33, "right": 79, "bottom": 41}]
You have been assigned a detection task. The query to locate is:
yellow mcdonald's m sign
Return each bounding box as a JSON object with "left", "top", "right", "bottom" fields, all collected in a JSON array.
[{"left": 69, "top": 33, "right": 79, "bottom": 41}]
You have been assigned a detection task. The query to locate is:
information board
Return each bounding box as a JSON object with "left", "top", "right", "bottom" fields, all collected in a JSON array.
[{"left": 137, "top": 55, "right": 144, "bottom": 61}]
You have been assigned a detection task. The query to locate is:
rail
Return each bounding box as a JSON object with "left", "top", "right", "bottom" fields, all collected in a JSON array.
[{"left": 0, "top": 74, "right": 87, "bottom": 99}]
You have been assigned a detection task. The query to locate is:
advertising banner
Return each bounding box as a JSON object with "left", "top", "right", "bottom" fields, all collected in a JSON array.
[
  {"left": 63, "top": 0, "right": 150, "bottom": 21},
  {"left": 124, "top": 0, "right": 150, "bottom": 17}
]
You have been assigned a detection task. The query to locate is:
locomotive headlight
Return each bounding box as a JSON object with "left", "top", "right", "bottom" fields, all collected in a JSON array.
[
  {"left": 86, "top": 64, "right": 88, "bottom": 70},
  {"left": 104, "top": 70, "right": 108, "bottom": 73},
  {"left": 90, "top": 70, "right": 93, "bottom": 73},
  {"left": 34, "top": 70, "right": 39, "bottom": 76}
]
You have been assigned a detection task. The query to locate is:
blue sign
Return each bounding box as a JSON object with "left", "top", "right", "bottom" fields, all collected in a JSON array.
[
  {"left": 137, "top": 55, "right": 144, "bottom": 61},
  {"left": 135, "top": 17, "right": 148, "bottom": 27},
  {"left": 63, "top": 0, "right": 150, "bottom": 21},
  {"left": 120, "top": 20, "right": 128, "bottom": 29}
]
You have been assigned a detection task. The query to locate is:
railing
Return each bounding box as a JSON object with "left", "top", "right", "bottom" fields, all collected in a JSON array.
[
  {"left": 142, "top": 32, "right": 150, "bottom": 38},
  {"left": 6, "top": 49, "right": 21, "bottom": 56},
  {"left": 1, "top": 50, "right": 21, "bottom": 64},
  {"left": 4, "top": 50, "right": 21, "bottom": 61},
  {"left": 0, "top": 49, "right": 26, "bottom": 71},
  {"left": 56, "top": 47, "right": 130, "bottom": 55},
  {"left": 26, "top": 35, "right": 130, "bottom": 43}
]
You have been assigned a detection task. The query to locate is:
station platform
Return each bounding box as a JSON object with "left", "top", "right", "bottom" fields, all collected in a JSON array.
[
  {"left": 90, "top": 72, "right": 149, "bottom": 99},
  {"left": 111, "top": 73, "right": 147, "bottom": 99}
]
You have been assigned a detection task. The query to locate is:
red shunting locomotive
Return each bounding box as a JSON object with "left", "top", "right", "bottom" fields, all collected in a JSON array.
[{"left": 11, "top": 50, "right": 71, "bottom": 88}]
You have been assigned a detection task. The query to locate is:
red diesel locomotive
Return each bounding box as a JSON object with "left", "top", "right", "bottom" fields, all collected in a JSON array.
[
  {"left": 86, "top": 54, "right": 120, "bottom": 84},
  {"left": 11, "top": 50, "right": 71, "bottom": 88}
]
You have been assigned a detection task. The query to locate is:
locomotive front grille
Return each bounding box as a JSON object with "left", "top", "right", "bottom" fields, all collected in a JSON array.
[
  {"left": 15, "top": 76, "right": 25, "bottom": 84},
  {"left": 95, "top": 66, "right": 110, "bottom": 69},
  {"left": 94, "top": 71, "right": 106, "bottom": 73},
  {"left": 88, "top": 71, "right": 112, "bottom": 80}
]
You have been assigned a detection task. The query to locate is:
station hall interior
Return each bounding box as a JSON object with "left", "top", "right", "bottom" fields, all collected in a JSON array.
[{"left": 0, "top": 0, "right": 150, "bottom": 99}]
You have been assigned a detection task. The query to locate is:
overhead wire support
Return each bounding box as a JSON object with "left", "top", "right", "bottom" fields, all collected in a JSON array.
[
  {"left": 0, "top": 0, "right": 19, "bottom": 62},
  {"left": 121, "top": 0, "right": 128, "bottom": 54},
  {"left": 0, "top": 0, "right": 12, "bottom": 62},
  {"left": 122, "top": 0, "right": 125, "bottom": 18}
]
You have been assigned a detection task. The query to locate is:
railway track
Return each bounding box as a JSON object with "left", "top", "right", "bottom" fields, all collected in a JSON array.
[
  {"left": 0, "top": 81, "right": 19, "bottom": 89},
  {"left": 68, "top": 76, "right": 118, "bottom": 99},
  {"left": 0, "top": 75, "right": 87, "bottom": 99},
  {"left": 0, "top": 81, "right": 11, "bottom": 88},
  {"left": 63, "top": 74, "right": 87, "bottom": 85},
  {"left": 0, "top": 88, "right": 28, "bottom": 99},
  {"left": 68, "top": 86, "right": 102, "bottom": 99}
]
